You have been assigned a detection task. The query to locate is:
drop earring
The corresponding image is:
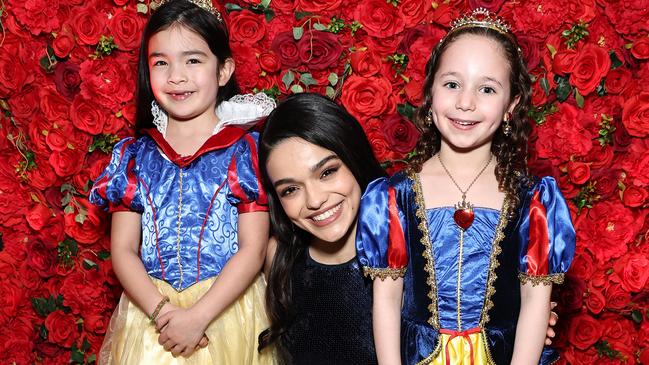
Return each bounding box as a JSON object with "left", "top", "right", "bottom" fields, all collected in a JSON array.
[
  {"left": 502, "top": 112, "right": 512, "bottom": 136},
  {"left": 425, "top": 108, "right": 433, "bottom": 125}
]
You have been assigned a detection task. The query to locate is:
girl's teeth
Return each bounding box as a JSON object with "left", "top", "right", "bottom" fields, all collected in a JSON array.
[{"left": 312, "top": 203, "right": 341, "bottom": 221}]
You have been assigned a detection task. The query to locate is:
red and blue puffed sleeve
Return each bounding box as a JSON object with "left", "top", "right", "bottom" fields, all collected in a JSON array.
[
  {"left": 355, "top": 177, "right": 408, "bottom": 280},
  {"left": 517, "top": 176, "right": 575, "bottom": 286},
  {"left": 89, "top": 138, "right": 143, "bottom": 213},
  {"left": 226, "top": 132, "right": 268, "bottom": 213}
]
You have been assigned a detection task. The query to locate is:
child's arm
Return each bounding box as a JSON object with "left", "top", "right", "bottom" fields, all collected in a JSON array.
[
  {"left": 111, "top": 211, "right": 173, "bottom": 321},
  {"left": 510, "top": 283, "right": 552, "bottom": 365},
  {"left": 156, "top": 211, "right": 269, "bottom": 356},
  {"left": 373, "top": 278, "right": 403, "bottom": 365}
]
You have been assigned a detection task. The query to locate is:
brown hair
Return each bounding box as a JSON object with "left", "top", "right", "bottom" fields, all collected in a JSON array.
[{"left": 409, "top": 26, "right": 533, "bottom": 211}]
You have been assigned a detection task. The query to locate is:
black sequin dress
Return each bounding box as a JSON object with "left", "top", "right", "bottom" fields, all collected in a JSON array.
[{"left": 280, "top": 250, "right": 378, "bottom": 365}]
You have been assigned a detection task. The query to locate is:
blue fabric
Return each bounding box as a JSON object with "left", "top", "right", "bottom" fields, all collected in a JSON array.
[
  {"left": 356, "top": 172, "right": 575, "bottom": 364},
  {"left": 517, "top": 176, "right": 576, "bottom": 276},
  {"left": 90, "top": 132, "right": 265, "bottom": 291}
]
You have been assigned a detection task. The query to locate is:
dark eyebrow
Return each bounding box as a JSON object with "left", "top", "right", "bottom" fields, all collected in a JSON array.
[
  {"left": 272, "top": 154, "right": 339, "bottom": 188},
  {"left": 148, "top": 50, "right": 208, "bottom": 59}
]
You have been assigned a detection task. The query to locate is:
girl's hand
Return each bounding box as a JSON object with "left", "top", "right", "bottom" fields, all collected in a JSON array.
[
  {"left": 156, "top": 307, "right": 209, "bottom": 357},
  {"left": 545, "top": 302, "right": 558, "bottom": 345}
]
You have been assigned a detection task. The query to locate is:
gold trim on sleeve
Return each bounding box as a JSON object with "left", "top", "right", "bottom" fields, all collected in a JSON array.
[
  {"left": 362, "top": 266, "right": 407, "bottom": 280},
  {"left": 518, "top": 273, "right": 565, "bottom": 286},
  {"left": 410, "top": 171, "right": 440, "bottom": 329}
]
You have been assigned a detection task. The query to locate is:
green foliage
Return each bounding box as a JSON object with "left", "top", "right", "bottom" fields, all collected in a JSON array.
[
  {"left": 328, "top": 16, "right": 345, "bottom": 33},
  {"left": 58, "top": 238, "right": 79, "bottom": 268},
  {"left": 597, "top": 114, "right": 616, "bottom": 146},
  {"left": 397, "top": 103, "right": 416, "bottom": 121},
  {"left": 528, "top": 103, "right": 558, "bottom": 126},
  {"left": 562, "top": 21, "right": 589, "bottom": 50},
  {"left": 573, "top": 181, "right": 599, "bottom": 213},
  {"left": 387, "top": 53, "right": 409, "bottom": 75},
  {"left": 595, "top": 340, "right": 621, "bottom": 359},
  {"left": 92, "top": 35, "right": 118, "bottom": 59},
  {"left": 89, "top": 134, "right": 120, "bottom": 154}
]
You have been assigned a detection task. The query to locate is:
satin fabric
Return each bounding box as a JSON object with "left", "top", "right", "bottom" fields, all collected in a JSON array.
[
  {"left": 356, "top": 172, "right": 575, "bottom": 364},
  {"left": 89, "top": 131, "right": 267, "bottom": 291},
  {"left": 99, "top": 275, "right": 275, "bottom": 365}
]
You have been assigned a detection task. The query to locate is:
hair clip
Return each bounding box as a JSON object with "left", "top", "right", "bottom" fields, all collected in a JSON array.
[{"left": 450, "top": 8, "right": 511, "bottom": 36}]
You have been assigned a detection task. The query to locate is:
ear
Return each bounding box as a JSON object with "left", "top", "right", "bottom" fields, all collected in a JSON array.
[
  {"left": 506, "top": 94, "right": 521, "bottom": 117},
  {"left": 218, "top": 58, "right": 235, "bottom": 87}
]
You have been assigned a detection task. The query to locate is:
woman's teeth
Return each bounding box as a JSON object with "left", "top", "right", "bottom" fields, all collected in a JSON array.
[{"left": 312, "top": 203, "right": 341, "bottom": 221}]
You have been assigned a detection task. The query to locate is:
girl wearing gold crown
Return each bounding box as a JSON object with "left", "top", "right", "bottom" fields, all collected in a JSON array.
[
  {"left": 89, "top": 0, "right": 276, "bottom": 363},
  {"left": 356, "top": 8, "right": 576, "bottom": 365}
]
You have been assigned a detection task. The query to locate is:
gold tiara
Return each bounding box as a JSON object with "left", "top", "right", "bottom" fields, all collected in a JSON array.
[
  {"left": 450, "top": 8, "right": 511, "bottom": 36},
  {"left": 156, "top": 0, "right": 223, "bottom": 22}
]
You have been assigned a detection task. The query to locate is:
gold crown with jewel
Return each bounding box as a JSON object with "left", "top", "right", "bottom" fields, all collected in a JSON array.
[
  {"left": 449, "top": 8, "right": 512, "bottom": 37},
  {"left": 156, "top": 0, "right": 223, "bottom": 22}
]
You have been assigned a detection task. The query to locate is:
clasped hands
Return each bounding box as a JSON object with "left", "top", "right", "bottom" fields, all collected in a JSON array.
[{"left": 154, "top": 303, "right": 210, "bottom": 358}]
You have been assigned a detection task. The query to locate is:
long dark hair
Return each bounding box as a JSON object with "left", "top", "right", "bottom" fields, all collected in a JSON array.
[
  {"left": 257, "top": 93, "right": 386, "bottom": 359},
  {"left": 409, "top": 26, "right": 533, "bottom": 211},
  {"left": 134, "top": 0, "right": 239, "bottom": 136}
]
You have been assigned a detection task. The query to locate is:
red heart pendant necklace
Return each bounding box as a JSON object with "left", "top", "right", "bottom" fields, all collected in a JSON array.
[{"left": 437, "top": 154, "right": 493, "bottom": 231}]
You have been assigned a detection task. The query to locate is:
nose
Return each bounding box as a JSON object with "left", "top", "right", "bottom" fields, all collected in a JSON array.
[
  {"left": 304, "top": 185, "right": 327, "bottom": 210},
  {"left": 168, "top": 64, "right": 187, "bottom": 84},
  {"left": 455, "top": 89, "right": 476, "bottom": 111}
]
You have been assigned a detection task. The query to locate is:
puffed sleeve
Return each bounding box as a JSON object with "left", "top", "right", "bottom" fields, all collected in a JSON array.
[
  {"left": 355, "top": 177, "right": 408, "bottom": 280},
  {"left": 517, "top": 176, "right": 575, "bottom": 286},
  {"left": 89, "top": 138, "right": 144, "bottom": 213},
  {"left": 226, "top": 132, "right": 268, "bottom": 213}
]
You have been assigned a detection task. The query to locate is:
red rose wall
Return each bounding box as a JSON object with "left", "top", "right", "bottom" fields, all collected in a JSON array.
[{"left": 0, "top": 0, "right": 648, "bottom": 363}]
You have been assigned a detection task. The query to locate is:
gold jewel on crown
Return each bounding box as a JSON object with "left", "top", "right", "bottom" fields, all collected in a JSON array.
[
  {"left": 450, "top": 8, "right": 511, "bottom": 36},
  {"left": 156, "top": 0, "right": 223, "bottom": 22}
]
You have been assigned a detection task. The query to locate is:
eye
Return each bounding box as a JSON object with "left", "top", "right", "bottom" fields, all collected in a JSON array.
[
  {"left": 443, "top": 81, "right": 459, "bottom": 89},
  {"left": 481, "top": 86, "right": 496, "bottom": 94},
  {"left": 279, "top": 186, "right": 298, "bottom": 197},
  {"left": 152, "top": 60, "right": 167, "bottom": 67},
  {"left": 320, "top": 166, "right": 339, "bottom": 179},
  {"left": 187, "top": 58, "right": 201, "bottom": 64}
]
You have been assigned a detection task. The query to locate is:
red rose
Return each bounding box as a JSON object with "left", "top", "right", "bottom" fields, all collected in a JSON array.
[
  {"left": 70, "top": 6, "right": 107, "bottom": 45},
  {"left": 45, "top": 310, "right": 78, "bottom": 347},
  {"left": 70, "top": 96, "right": 108, "bottom": 135},
  {"left": 567, "top": 161, "right": 590, "bottom": 185},
  {"left": 566, "top": 313, "right": 603, "bottom": 350},
  {"left": 553, "top": 49, "right": 577, "bottom": 75},
  {"left": 7, "top": 87, "right": 39, "bottom": 121},
  {"left": 534, "top": 103, "right": 593, "bottom": 163},
  {"left": 569, "top": 251, "right": 594, "bottom": 282},
  {"left": 10, "top": 0, "right": 60, "bottom": 36},
  {"left": 52, "top": 25, "right": 75, "bottom": 58},
  {"left": 579, "top": 201, "right": 641, "bottom": 261},
  {"left": 54, "top": 61, "right": 81, "bottom": 101},
  {"left": 404, "top": 78, "right": 423, "bottom": 105},
  {"left": 229, "top": 10, "right": 267, "bottom": 44},
  {"left": 0, "top": 52, "right": 32, "bottom": 98},
  {"left": 584, "top": 288, "right": 605, "bottom": 314},
  {"left": 570, "top": 43, "right": 611, "bottom": 96},
  {"left": 83, "top": 313, "right": 108, "bottom": 334},
  {"left": 46, "top": 127, "right": 71, "bottom": 152},
  {"left": 296, "top": 0, "right": 342, "bottom": 12},
  {"left": 503, "top": 1, "right": 565, "bottom": 40},
  {"left": 231, "top": 44, "right": 260, "bottom": 90},
  {"left": 631, "top": 36, "right": 649, "bottom": 59},
  {"left": 27, "top": 240, "right": 57, "bottom": 278},
  {"left": 341, "top": 75, "right": 395, "bottom": 120},
  {"left": 601, "top": 315, "right": 636, "bottom": 354},
  {"left": 79, "top": 56, "right": 135, "bottom": 111},
  {"left": 270, "top": 0, "right": 296, "bottom": 14},
  {"left": 604, "top": 68, "right": 631, "bottom": 95},
  {"left": 108, "top": 8, "right": 146, "bottom": 51},
  {"left": 0, "top": 282, "right": 24, "bottom": 320},
  {"left": 350, "top": 48, "right": 381, "bottom": 77},
  {"left": 622, "top": 185, "right": 647, "bottom": 207},
  {"left": 64, "top": 198, "right": 107, "bottom": 244},
  {"left": 563, "top": 347, "right": 600, "bottom": 365},
  {"left": 50, "top": 148, "right": 85, "bottom": 177},
  {"left": 516, "top": 35, "right": 541, "bottom": 71},
  {"left": 381, "top": 114, "right": 420, "bottom": 154},
  {"left": 27, "top": 156, "right": 59, "bottom": 191},
  {"left": 297, "top": 31, "right": 342, "bottom": 70},
  {"left": 399, "top": 0, "right": 428, "bottom": 27},
  {"left": 622, "top": 92, "right": 649, "bottom": 137},
  {"left": 257, "top": 52, "right": 281, "bottom": 73},
  {"left": 26, "top": 204, "right": 51, "bottom": 231},
  {"left": 271, "top": 31, "right": 301, "bottom": 68},
  {"left": 605, "top": 283, "right": 630, "bottom": 310},
  {"left": 620, "top": 254, "right": 649, "bottom": 292},
  {"left": 531, "top": 79, "right": 548, "bottom": 106},
  {"left": 39, "top": 88, "right": 71, "bottom": 122},
  {"left": 355, "top": 0, "right": 405, "bottom": 38},
  {"left": 61, "top": 271, "right": 113, "bottom": 315},
  {"left": 36, "top": 213, "right": 65, "bottom": 244}
]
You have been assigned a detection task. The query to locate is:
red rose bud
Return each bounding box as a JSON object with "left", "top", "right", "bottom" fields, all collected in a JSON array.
[
  {"left": 381, "top": 114, "right": 420, "bottom": 154},
  {"left": 622, "top": 185, "right": 648, "bottom": 207},
  {"left": 631, "top": 36, "right": 649, "bottom": 60},
  {"left": 604, "top": 68, "right": 632, "bottom": 95},
  {"left": 258, "top": 52, "right": 281, "bottom": 73},
  {"left": 567, "top": 161, "right": 590, "bottom": 184},
  {"left": 52, "top": 27, "right": 75, "bottom": 58}
]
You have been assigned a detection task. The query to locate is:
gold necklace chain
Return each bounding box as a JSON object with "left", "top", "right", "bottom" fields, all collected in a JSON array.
[{"left": 437, "top": 153, "right": 493, "bottom": 203}]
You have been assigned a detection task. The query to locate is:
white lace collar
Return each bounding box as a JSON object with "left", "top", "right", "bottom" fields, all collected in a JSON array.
[{"left": 153, "top": 93, "right": 276, "bottom": 137}]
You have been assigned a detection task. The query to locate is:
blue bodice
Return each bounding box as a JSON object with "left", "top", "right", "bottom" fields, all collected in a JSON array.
[{"left": 90, "top": 128, "right": 267, "bottom": 291}]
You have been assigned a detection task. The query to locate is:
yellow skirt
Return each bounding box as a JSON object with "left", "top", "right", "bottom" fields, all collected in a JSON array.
[
  {"left": 99, "top": 275, "right": 276, "bottom": 365},
  {"left": 425, "top": 328, "right": 491, "bottom": 365}
]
